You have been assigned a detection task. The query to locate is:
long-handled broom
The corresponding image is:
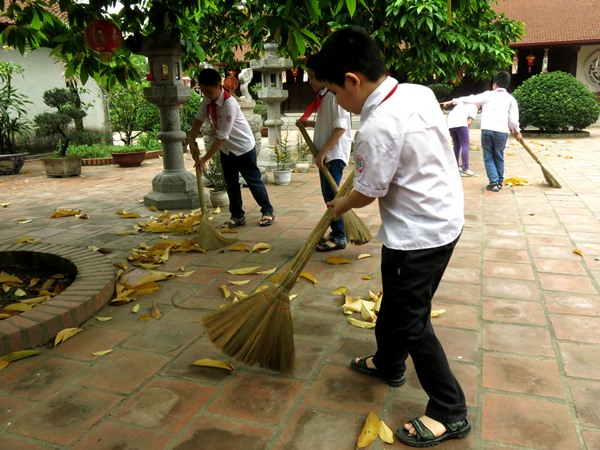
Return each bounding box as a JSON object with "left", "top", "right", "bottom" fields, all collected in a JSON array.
[
  {"left": 296, "top": 120, "right": 372, "bottom": 245},
  {"left": 202, "top": 171, "right": 357, "bottom": 373},
  {"left": 194, "top": 163, "right": 237, "bottom": 251},
  {"left": 515, "top": 136, "right": 562, "bottom": 188}
]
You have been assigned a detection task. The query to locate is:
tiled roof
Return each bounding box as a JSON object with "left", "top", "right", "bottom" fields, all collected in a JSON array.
[
  {"left": 1, "top": 1, "right": 69, "bottom": 25},
  {"left": 495, "top": 0, "right": 600, "bottom": 46}
]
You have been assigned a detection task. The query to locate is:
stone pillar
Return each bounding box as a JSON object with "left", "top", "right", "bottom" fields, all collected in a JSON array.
[
  {"left": 250, "top": 42, "right": 292, "bottom": 170},
  {"left": 138, "top": 32, "right": 198, "bottom": 210}
]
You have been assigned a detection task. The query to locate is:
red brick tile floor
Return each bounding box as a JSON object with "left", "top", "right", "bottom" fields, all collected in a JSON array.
[{"left": 1, "top": 129, "right": 599, "bottom": 449}]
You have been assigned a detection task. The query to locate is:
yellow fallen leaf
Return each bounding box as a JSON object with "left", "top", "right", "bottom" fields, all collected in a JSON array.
[
  {"left": 233, "top": 290, "right": 248, "bottom": 300},
  {"left": 54, "top": 327, "right": 84, "bottom": 346},
  {"left": 139, "top": 314, "right": 153, "bottom": 321},
  {"left": 148, "top": 205, "right": 159, "bottom": 212},
  {"left": 133, "top": 262, "right": 160, "bottom": 269},
  {"left": 131, "top": 303, "right": 140, "bottom": 313},
  {"left": 228, "top": 243, "right": 252, "bottom": 252},
  {"left": 348, "top": 317, "right": 376, "bottom": 329},
  {"left": 0, "top": 361, "right": 8, "bottom": 371},
  {"left": 299, "top": 271, "right": 317, "bottom": 284},
  {"left": 220, "top": 284, "right": 231, "bottom": 298},
  {"left": 20, "top": 296, "right": 50, "bottom": 305},
  {"left": 17, "top": 219, "right": 32, "bottom": 224},
  {"left": 229, "top": 280, "right": 250, "bottom": 286},
  {"left": 13, "top": 288, "right": 27, "bottom": 297},
  {"left": 50, "top": 209, "right": 80, "bottom": 218},
  {"left": 564, "top": 155, "right": 573, "bottom": 159},
  {"left": 331, "top": 286, "right": 348, "bottom": 295},
  {"left": 289, "top": 294, "right": 298, "bottom": 301},
  {"left": 2, "top": 303, "right": 32, "bottom": 312},
  {"left": 213, "top": 206, "right": 221, "bottom": 213},
  {"left": 360, "top": 303, "right": 377, "bottom": 322},
  {"left": 430, "top": 309, "right": 446, "bottom": 318},
  {"left": 192, "top": 358, "right": 235, "bottom": 371},
  {"left": 252, "top": 242, "right": 272, "bottom": 253},
  {"left": 176, "top": 271, "right": 195, "bottom": 277},
  {"left": 572, "top": 249, "right": 584, "bottom": 256},
  {"left": 257, "top": 267, "right": 277, "bottom": 275},
  {"left": 268, "top": 273, "right": 284, "bottom": 283},
  {"left": 92, "top": 349, "right": 113, "bottom": 356},
  {"left": 120, "top": 212, "right": 142, "bottom": 218},
  {"left": 95, "top": 316, "right": 113, "bottom": 322},
  {"left": 361, "top": 273, "right": 373, "bottom": 280},
  {"left": 227, "top": 266, "right": 261, "bottom": 275},
  {"left": 150, "top": 301, "right": 162, "bottom": 319},
  {"left": 325, "top": 256, "right": 352, "bottom": 265},
  {"left": 29, "top": 278, "right": 39, "bottom": 287},
  {"left": 137, "top": 273, "right": 169, "bottom": 284},
  {"left": 357, "top": 411, "right": 380, "bottom": 448},
  {"left": 0, "top": 272, "right": 23, "bottom": 283},
  {"left": 16, "top": 236, "right": 37, "bottom": 243},
  {"left": 342, "top": 299, "right": 363, "bottom": 315},
  {"left": 357, "top": 253, "right": 372, "bottom": 260},
  {"left": 0, "top": 349, "right": 44, "bottom": 362},
  {"left": 379, "top": 419, "right": 394, "bottom": 444}
]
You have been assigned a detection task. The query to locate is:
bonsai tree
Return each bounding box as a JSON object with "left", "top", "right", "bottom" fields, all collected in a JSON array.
[
  {"left": 513, "top": 71, "right": 600, "bottom": 132},
  {"left": 34, "top": 88, "right": 87, "bottom": 157},
  {"left": 0, "top": 61, "right": 31, "bottom": 154}
]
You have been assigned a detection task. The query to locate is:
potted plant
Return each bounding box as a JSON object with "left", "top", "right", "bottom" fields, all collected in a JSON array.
[
  {"left": 0, "top": 61, "right": 32, "bottom": 176},
  {"left": 250, "top": 83, "right": 268, "bottom": 137},
  {"left": 203, "top": 152, "right": 229, "bottom": 207},
  {"left": 110, "top": 130, "right": 162, "bottom": 167},
  {"left": 294, "top": 134, "right": 310, "bottom": 173},
  {"left": 35, "top": 88, "right": 87, "bottom": 177},
  {"left": 272, "top": 131, "right": 293, "bottom": 186}
]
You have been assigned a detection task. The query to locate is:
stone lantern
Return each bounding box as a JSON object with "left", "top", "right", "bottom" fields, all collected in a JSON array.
[
  {"left": 250, "top": 42, "right": 292, "bottom": 155},
  {"left": 138, "top": 32, "right": 198, "bottom": 210}
]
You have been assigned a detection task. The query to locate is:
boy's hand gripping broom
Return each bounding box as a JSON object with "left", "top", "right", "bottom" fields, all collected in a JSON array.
[
  {"left": 515, "top": 136, "right": 561, "bottom": 188},
  {"left": 201, "top": 171, "right": 357, "bottom": 374},
  {"left": 194, "top": 161, "right": 237, "bottom": 251},
  {"left": 296, "top": 120, "right": 372, "bottom": 245}
]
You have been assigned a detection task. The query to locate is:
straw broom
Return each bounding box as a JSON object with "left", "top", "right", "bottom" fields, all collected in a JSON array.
[
  {"left": 296, "top": 120, "right": 372, "bottom": 245},
  {"left": 194, "top": 163, "right": 237, "bottom": 251},
  {"left": 202, "top": 171, "right": 357, "bottom": 373},
  {"left": 515, "top": 136, "right": 561, "bottom": 188}
]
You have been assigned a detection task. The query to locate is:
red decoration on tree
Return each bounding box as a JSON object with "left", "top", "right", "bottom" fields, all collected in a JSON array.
[
  {"left": 223, "top": 71, "right": 239, "bottom": 91},
  {"left": 84, "top": 20, "right": 123, "bottom": 53}
]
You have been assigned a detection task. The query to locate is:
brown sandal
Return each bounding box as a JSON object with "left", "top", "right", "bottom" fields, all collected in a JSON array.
[
  {"left": 258, "top": 215, "right": 274, "bottom": 227},
  {"left": 221, "top": 217, "right": 246, "bottom": 229}
]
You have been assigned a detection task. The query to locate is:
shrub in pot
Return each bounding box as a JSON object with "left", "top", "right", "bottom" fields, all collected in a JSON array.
[{"left": 513, "top": 71, "right": 600, "bottom": 132}]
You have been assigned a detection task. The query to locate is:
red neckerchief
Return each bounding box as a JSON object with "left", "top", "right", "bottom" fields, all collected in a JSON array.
[
  {"left": 379, "top": 83, "right": 398, "bottom": 105},
  {"left": 207, "top": 88, "right": 231, "bottom": 130},
  {"left": 300, "top": 90, "right": 326, "bottom": 121}
]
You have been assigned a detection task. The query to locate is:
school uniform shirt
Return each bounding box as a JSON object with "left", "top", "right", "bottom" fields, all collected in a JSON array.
[
  {"left": 447, "top": 103, "right": 478, "bottom": 129},
  {"left": 354, "top": 77, "right": 464, "bottom": 251},
  {"left": 195, "top": 89, "right": 255, "bottom": 156},
  {"left": 451, "top": 88, "right": 520, "bottom": 134},
  {"left": 314, "top": 88, "right": 352, "bottom": 164}
]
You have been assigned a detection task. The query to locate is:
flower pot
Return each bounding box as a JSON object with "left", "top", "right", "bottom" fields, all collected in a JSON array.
[
  {"left": 295, "top": 161, "right": 310, "bottom": 173},
  {"left": 111, "top": 151, "right": 146, "bottom": 167},
  {"left": 209, "top": 189, "right": 229, "bottom": 207},
  {"left": 0, "top": 153, "right": 28, "bottom": 176},
  {"left": 42, "top": 156, "right": 82, "bottom": 178},
  {"left": 273, "top": 169, "right": 293, "bottom": 186}
]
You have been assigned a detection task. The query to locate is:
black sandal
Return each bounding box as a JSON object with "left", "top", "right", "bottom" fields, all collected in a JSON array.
[
  {"left": 258, "top": 215, "right": 274, "bottom": 227},
  {"left": 350, "top": 355, "right": 405, "bottom": 387},
  {"left": 316, "top": 239, "right": 346, "bottom": 252},
  {"left": 221, "top": 217, "right": 246, "bottom": 229},
  {"left": 396, "top": 417, "right": 471, "bottom": 447}
]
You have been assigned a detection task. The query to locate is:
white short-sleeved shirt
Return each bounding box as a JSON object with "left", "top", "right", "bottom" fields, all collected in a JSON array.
[
  {"left": 452, "top": 88, "right": 520, "bottom": 134},
  {"left": 195, "top": 89, "right": 255, "bottom": 156},
  {"left": 313, "top": 89, "right": 352, "bottom": 164},
  {"left": 447, "top": 103, "right": 478, "bottom": 129},
  {"left": 354, "top": 77, "right": 464, "bottom": 251}
]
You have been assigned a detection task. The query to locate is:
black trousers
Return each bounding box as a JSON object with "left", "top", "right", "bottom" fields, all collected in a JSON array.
[{"left": 373, "top": 236, "right": 467, "bottom": 424}]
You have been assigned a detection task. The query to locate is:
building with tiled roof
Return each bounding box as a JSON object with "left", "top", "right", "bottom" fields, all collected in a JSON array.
[{"left": 493, "top": 0, "right": 600, "bottom": 93}]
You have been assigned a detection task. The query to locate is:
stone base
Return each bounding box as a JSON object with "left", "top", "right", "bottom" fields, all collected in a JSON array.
[{"left": 144, "top": 169, "right": 200, "bottom": 209}]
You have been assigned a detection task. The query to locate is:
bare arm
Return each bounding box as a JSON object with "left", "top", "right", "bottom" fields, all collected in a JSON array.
[
  {"left": 316, "top": 127, "right": 346, "bottom": 168},
  {"left": 188, "top": 119, "right": 204, "bottom": 163},
  {"left": 328, "top": 189, "right": 375, "bottom": 220}
]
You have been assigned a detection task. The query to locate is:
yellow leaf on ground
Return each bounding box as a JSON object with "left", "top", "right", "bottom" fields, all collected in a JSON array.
[
  {"left": 229, "top": 280, "right": 250, "bottom": 286},
  {"left": 192, "top": 358, "right": 235, "bottom": 371},
  {"left": 252, "top": 242, "right": 272, "bottom": 253},
  {"left": 228, "top": 243, "right": 252, "bottom": 252},
  {"left": 114, "top": 261, "right": 128, "bottom": 270},
  {"left": 131, "top": 303, "right": 140, "bottom": 313},
  {"left": 0, "top": 361, "right": 8, "bottom": 371},
  {"left": 430, "top": 309, "right": 446, "bottom": 318},
  {"left": 348, "top": 317, "right": 376, "bottom": 329},
  {"left": 133, "top": 262, "right": 160, "bottom": 269},
  {"left": 361, "top": 273, "right": 373, "bottom": 280},
  {"left": 331, "top": 286, "right": 348, "bottom": 295},
  {"left": 20, "top": 296, "right": 50, "bottom": 305},
  {"left": 137, "top": 273, "right": 169, "bottom": 285},
  {"left": 257, "top": 267, "right": 277, "bottom": 275},
  {"left": 50, "top": 209, "right": 80, "bottom": 218},
  {"left": 299, "top": 271, "right": 317, "bottom": 284},
  {"left": 3, "top": 303, "right": 32, "bottom": 312},
  {"left": 220, "top": 284, "right": 231, "bottom": 298},
  {"left": 120, "top": 212, "right": 142, "bottom": 218},
  {"left": 268, "top": 273, "right": 284, "bottom": 283},
  {"left": 342, "top": 299, "right": 363, "bottom": 315},
  {"left": 227, "top": 266, "right": 261, "bottom": 275},
  {"left": 16, "top": 236, "right": 37, "bottom": 243},
  {"left": 325, "top": 256, "right": 352, "bottom": 265},
  {"left": 0, "top": 271, "right": 23, "bottom": 283},
  {"left": 357, "top": 411, "right": 380, "bottom": 448},
  {"left": 379, "top": 419, "right": 394, "bottom": 444},
  {"left": 357, "top": 253, "right": 372, "bottom": 260},
  {"left": 95, "top": 316, "right": 113, "bottom": 322},
  {"left": 92, "top": 349, "right": 113, "bottom": 356},
  {"left": 504, "top": 177, "right": 530, "bottom": 187},
  {"left": 139, "top": 314, "right": 153, "bottom": 321},
  {"left": 54, "top": 327, "right": 84, "bottom": 346},
  {"left": 13, "top": 288, "right": 26, "bottom": 297},
  {"left": 0, "top": 349, "right": 44, "bottom": 362},
  {"left": 572, "top": 249, "right": 584, "bottom": 256},
  {"left": 150, "top": 301, "right": 162, "bottom": 319},
  {"left": 289, "top": 294, "right": 298, "bottom": 301}
]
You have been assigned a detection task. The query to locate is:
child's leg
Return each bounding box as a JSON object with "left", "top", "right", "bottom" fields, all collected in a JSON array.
[
  {"left": 220, "top": 151, "right": 245, "bottom": 219},
  {"left": 236, "top": 148, "right": 274, "bottom": 217},
  {"left": 448, "top": 127, "right": 461, "bottom": 166},
  {"left": 321, "top": 159, "right": 346, "bottom": 242},
  {"left": 481, "top": 130, "right": 499, "bottom": 185},
  {"left": 491, "top": 132, "right": 509, "bottom": 185},
  {"left": 456, "top": 127, "right": 471, "bottom": 170}
]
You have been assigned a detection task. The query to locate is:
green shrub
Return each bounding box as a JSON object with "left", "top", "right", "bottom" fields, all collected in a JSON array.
[
  {"left": 513, "top": 71, "right": 600, "bottom": 131},
  {"left": 66, "top": 143, "right": 160, "bottom": 158},
  {"left": 427, "top": 83, "right": 453, "bottom": 102}
]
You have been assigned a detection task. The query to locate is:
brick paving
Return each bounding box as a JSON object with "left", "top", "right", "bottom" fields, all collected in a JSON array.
[{"left": 0, "top": 128, "right": 599, "bottom": 449}]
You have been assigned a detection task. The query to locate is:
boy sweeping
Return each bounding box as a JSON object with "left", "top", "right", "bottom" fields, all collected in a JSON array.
[{"left": 315, "top": 26, "right": 470, "bottom": 447}]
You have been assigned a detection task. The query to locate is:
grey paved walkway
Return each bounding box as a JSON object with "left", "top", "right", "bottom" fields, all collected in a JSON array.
[{"left": 0, "top": 129, "right": 599, "bottom": 449}]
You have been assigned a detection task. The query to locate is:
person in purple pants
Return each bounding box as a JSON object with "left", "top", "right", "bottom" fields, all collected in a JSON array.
[{"left": 446, "top": 103, "right": 479, "bottom": 177}]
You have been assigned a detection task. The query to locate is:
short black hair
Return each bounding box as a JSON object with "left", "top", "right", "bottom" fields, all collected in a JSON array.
[
  {"left": 314, "top": 26, "right": 386, "bottom": 86},
  {"left": 305, "top": 53, "right": 319, "bottom": 71},
  {"left": 197, "top": 68, "right": 221, "bottom": 87},
  {"left": 493, "top": 71, "right": 511, "bottom": 89}
]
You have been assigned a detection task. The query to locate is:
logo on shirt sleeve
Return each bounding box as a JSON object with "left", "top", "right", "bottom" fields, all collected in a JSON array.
[
  {"left": 226, "top": 114, "right": 232, "bottom": 123},
  {"left": 356, "top": 154, "right": 365, "bottom": 174}
]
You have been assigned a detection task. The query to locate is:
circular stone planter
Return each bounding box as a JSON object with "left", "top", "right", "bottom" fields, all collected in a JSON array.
[
  {"left": 521, "top": 130, "right": 591, "bottom": 139},
  {"left": 0, "top": 244, "right": 116, "bottom": 355}
]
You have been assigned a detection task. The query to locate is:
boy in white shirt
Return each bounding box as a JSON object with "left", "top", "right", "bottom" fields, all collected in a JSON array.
[
  {"left": 442, "top": 71, "right": 522, "bottom": 192},
  {"left": 299, "top": 53, "right": 352, "bottom": 251},
  {"left": 188, "top": 68, "right": 275, "bottom": 227},
  {"left": 315, "top": 26, "right": 470, "bottom": 447}
]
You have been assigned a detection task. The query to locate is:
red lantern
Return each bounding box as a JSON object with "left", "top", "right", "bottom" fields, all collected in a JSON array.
[
  {"left": 84, "top": 20, "right": 123, "bottom": 53},
  {"left": 223, "top": 71, "right": 239, "bottom": 91},
  {"left": 526, "top": 54, "right": 536, "bottom": 74}
]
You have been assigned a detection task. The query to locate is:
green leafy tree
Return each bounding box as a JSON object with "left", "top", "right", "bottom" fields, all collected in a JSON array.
[
  {"left": 0, "top": 61, "right": 31, "bottom": 153},
  {"left": 1, "top": 1, "right": 523, "bottom": 87},
  {"left": 513, "top": 71, "right": 600, "bottom": 132}
]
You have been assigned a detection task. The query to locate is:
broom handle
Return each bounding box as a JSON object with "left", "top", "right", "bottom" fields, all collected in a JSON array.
[
  {"left": 194, "top": 164, "right": 209, "bottom": 216},
  {"left": 296, "top": 120, "right": 340, "bottom": 192},
  {"left": 516, "top": 137, "right": 545, "bottom": 167}
]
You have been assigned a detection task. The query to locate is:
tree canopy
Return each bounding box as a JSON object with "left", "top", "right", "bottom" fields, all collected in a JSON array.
[{"left": 0, "top": 0, "right": 523, "bottom": 88}]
